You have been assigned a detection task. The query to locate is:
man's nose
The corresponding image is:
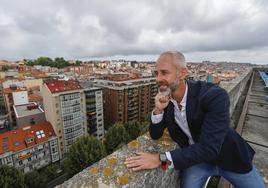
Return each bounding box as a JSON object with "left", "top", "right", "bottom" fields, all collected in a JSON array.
[{"left": 156, "top": 74, "right": 162, "bottom": 83}]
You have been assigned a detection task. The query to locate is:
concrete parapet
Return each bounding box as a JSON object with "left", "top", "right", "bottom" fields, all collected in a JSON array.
[{"left": 57, "top": 131, "right": 179, "bottom": 188}]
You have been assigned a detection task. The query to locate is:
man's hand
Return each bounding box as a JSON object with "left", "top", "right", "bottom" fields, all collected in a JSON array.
[
  {"left": 153, "top": 94, "right": 170, "bottom": 115},
  {"left": 124, "top": 152, "right": 161, "bottom": 171}
]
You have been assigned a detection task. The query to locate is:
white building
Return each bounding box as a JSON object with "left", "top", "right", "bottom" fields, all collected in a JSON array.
[{"left": 41, "top": 80, "right": 87, "bottom": 157}]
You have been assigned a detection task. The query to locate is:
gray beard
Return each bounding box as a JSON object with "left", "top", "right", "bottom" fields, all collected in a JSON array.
[{"left": 170, "top": 77, "right": 180, "bottom": 93}]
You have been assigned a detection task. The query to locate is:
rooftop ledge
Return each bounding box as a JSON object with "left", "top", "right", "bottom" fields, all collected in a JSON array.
[
  {"left": 57, "top": 69, "right": 253, "bottom": 188},
  {"left": 57, "top": 131, "right": 179, "bottom": 188}
]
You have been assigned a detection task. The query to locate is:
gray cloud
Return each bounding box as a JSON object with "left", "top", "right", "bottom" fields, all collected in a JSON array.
[{"left": 0, "top": 0, "right": 268, "bottom": 64}]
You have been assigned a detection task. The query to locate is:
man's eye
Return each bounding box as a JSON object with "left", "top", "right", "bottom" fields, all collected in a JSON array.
[{"left": 162, "top": 71, "right": 168, "bottom": 75}]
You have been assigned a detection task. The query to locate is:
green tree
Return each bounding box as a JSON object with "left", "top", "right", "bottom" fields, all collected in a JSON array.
[
  {"left": 105, "top": 123, "right": 130, "bottom": 154},
  {"left": 1, "top": 65, "right": 12, "bottom": 71},
  {"left": 41, "top": 163, "right": 59, "bottom": 181},
  {"left": 35, "top": 57, "right": 53, "bottom": 67},
  {"left": 54, "top": 57, "right": 70, "bottom": 68},
  {"left": 0, "top": 165, "right": 25, "bottom": 188},
  {"left": 124, "top": 121, "right": 143, "bottom": 141},
  {"left": 140, "top": 120, "right": 150, "bottom": 135},
  {"left": 75, "top": 60, "right": 82, "bottom": 66},
  {"left": 25, "top": 60, "right": 35, "bottom": 66},
  {"left": 64, "top": 136, "right": 106, "bottom": 178},
  {"left": 24, "top": 171, "right": 46, "bottom": 188}
]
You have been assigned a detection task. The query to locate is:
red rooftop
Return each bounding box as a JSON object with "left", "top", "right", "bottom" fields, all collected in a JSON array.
[{"left": 45, "top": 80, "right": 82, "bottom": 93}]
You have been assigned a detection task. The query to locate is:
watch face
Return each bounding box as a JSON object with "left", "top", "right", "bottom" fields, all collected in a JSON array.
[{"left": 160, "top": 153, "right": 167, "bottom": 162}]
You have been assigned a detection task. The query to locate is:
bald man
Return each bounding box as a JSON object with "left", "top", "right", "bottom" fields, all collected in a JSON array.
[{"left": 125, "top": 51, "right": 265, "bottom": 188}]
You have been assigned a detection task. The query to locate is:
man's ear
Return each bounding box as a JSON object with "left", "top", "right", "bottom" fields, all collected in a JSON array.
[{"left": 178, "top": 68, "right": 188, "bottom": 80}]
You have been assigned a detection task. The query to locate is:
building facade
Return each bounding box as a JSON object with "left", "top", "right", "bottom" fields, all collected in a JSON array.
[
  {"left": 3, "top": 87, "right": 28, "bottom": 126},
  {"left": 84, "top": 88, "right": 104, "bottom": 140},
  {"left": 0, "top": 121, "right": 59, "bottom": 173},
  {"left": 92, "top": 78, "right": 157, "bottom": 128},
  {"left": 41, "top": 80, "right": 87, "bottom": 157}
]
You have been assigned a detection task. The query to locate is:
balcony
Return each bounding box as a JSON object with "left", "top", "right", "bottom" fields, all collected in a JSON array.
[
  {"left": 88, "top": 126, "right": 97, "bottom": 134},
  {"left": 87, "top": 116, "right": 97, "bottom": 122}
]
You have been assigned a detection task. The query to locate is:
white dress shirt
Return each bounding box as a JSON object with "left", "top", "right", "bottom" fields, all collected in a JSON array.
[{"left": 151, "top": 83, "right": 194, "bottom": 168}]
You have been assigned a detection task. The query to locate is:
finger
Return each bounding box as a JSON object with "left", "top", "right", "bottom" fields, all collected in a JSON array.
[
  {"left": 124, "top": 160, "right": 138, "bottom": 165},
  {"left": 126, "top": 162, "right": 141, "bottom": 168},
  {"left": 132, "top": 166, "right": 143, "bottom": 171},
  {"left": 124, "top": 160, "right": 142, "bottom": 168},
  {"left": 125, "top": 156, "right": 141, "bottom": 161}
]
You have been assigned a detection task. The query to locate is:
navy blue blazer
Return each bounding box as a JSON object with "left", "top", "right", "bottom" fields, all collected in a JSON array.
[{"left": 149, "top": 80, "right": 255, "bottom": 173}]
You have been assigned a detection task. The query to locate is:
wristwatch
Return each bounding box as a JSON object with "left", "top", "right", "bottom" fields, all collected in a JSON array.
[{"left": 159, "top": 152, "right": 171, "bottom": 170}]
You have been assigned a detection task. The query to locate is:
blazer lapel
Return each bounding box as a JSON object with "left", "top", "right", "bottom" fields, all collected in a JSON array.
[
  {"left": 165, "top": 101, "right": 189, "bottom": 147},
  {"left": 186, "top": 80, "right": 198, "bottom": 130}
]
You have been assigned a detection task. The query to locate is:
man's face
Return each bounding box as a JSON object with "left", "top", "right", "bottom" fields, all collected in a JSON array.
[{"left": 155, "top": 55, "right": 181, "bottom": 93}]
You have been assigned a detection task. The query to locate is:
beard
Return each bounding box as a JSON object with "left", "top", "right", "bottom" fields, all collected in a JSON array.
[
  {"left": 170, "top": 77, "right": 180, "bottom": 92},
  {"left": 157, "top": 76, "right": 180, "bottom": 94}
]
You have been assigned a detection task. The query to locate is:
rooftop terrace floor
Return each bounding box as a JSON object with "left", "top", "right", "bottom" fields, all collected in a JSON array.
[{"left": 241, "top": 71, "right": 268, "bottom": 186}]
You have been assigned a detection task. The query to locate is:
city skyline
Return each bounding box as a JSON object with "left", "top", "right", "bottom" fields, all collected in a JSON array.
[{"left": 1, "top": 0, "right": 268, "bottom": 64}]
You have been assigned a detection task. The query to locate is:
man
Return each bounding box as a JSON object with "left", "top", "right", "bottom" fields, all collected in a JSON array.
[{"left": 124, "top": 51, "right": 265, "bottom": 188}]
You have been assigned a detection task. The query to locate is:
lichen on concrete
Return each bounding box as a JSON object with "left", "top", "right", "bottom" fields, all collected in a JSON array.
[{"left": 57, "top": 131, "right": 180, "bottom": 188}]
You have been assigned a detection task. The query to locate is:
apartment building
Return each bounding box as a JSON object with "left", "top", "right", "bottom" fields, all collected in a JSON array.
[
  {"left": 13, "top": 102, "right": 46, "bottom": 128},
  {"left": 92, "top": 77, "right": 157, "bottom": 128},
  {"left": 41, "top": 80, "right": 87, "bottom": 157},
  {"left": 84, "top": 88, "right": 104, "bottom": 140},
  {"left": 0, "top": 121, "right": 59, "bottom": 173},
  {"left": 3, "top": 86, "right": 28, "bottom": 125}
]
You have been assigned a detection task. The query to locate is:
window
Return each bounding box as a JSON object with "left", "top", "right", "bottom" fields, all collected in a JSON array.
[
  {"left": 36, "top": 130, "right": 45, "bottom": 139},
  {"left": 52, "top": 148, "right": 57, "bottom": 153},
  {"left": 30, "top": 118, "right": 35, "bottom": 125},
  {"left": 50, "top": 139, "right": 57, "bottom": 146},
  {"left": 2, "top": 145, "right": 8, "bottom": 151},
  {"left": 14, "top": 141, "right": 20, "bottom": 146},
  {"left": 6, "top": 157, "right": 12, "bottom": 164}
]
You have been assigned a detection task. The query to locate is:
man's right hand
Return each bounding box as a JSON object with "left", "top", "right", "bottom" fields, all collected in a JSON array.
[{"left": 153, "top": 93, "right": 170, "bottom": 115}]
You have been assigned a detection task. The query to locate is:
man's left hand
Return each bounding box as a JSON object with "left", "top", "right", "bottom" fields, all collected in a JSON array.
[{"left": 124, "top": 152, "right": 161, "bottom": 171}]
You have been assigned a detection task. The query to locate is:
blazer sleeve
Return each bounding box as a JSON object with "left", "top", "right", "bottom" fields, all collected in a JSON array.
[{"left": 170, "top": 87, "right": 230, "bottom": 170}]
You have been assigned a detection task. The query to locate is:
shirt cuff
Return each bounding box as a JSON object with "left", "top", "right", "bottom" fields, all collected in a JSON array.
[
  {"left": 151, "top": 110, "right": 164, "bottom": 124},
  {"left": 165, "top": 151, "right": 174, "bottom": 169}
]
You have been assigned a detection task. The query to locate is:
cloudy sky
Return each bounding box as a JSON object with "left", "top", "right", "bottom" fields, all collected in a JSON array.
[{"left": 1, "top": 0, "right": 268, "bottom": 64}]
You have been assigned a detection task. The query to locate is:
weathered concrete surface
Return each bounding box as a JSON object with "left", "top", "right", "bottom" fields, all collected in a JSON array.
[
  {"left": 242, "top": 114, "right": 268, "bottom": 146},
  {"left": 57, "top": 131, "right": 179, "bottom": 188},
  {"left": 240, "top": 70, "right": 268, "bottom": 187},
  {"left": 221, "top": 70, "right": 252, "bottom": 115}
]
